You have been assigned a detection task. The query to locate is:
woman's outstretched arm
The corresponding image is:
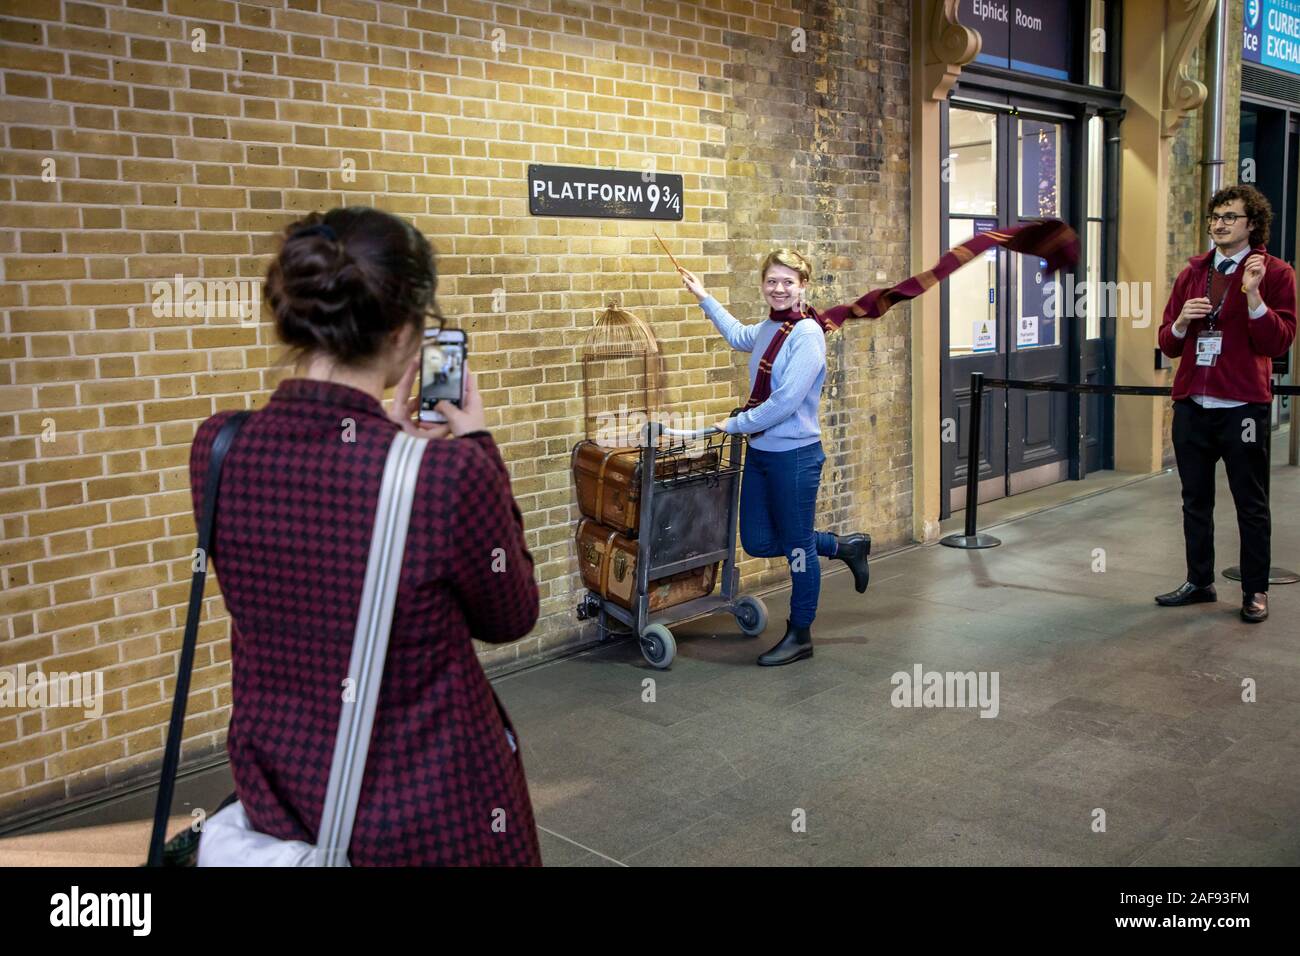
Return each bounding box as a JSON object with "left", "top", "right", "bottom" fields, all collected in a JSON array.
[
  {"left": 679, "top": 267, "right": 761, "bottom": 352},
  {"left": 698, "top": 296, "right": 762, "bottom": 352}
]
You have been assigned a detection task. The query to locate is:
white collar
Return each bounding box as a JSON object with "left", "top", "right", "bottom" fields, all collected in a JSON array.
[{"left": 1213, "top": 247, "right": 1250, "bottom": 267}]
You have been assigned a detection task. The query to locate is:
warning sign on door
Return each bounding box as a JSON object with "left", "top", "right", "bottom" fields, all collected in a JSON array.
[{"left": 973, "top": 319, "right": 996, "bottom": 353}]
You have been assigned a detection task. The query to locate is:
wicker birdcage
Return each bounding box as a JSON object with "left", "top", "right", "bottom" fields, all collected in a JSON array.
[{"left": 581, "top": 300, "right": 664, "bottom": 449}]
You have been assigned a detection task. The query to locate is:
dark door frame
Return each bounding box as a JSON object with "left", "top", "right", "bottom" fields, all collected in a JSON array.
[{"left": 939, "top": 68, "right": 1124, "bottom": 518}]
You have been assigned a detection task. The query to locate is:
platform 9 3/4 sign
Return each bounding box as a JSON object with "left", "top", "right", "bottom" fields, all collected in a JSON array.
[{"left": 528, "top": 164, "right": 683, "bottom": 221}]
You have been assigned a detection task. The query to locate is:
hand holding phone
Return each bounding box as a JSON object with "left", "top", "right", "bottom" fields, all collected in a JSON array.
[
  {"left": 419, "top": 328, "right": 467, "bottom": 424},
  {"left": 392, "top": 359, "right": 486, "bottom": 438},
  {"left": 436, "top": 368, "right": 485, "bottom": 437}
]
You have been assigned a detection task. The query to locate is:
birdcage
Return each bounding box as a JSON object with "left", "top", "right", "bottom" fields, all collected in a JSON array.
[{"left": 580, "top": 300, "right": 664, "bottom": 450}]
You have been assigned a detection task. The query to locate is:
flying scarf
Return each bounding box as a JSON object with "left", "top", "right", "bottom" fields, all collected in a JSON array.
[{"left": 741, "top": 218, "right": 1079, "bottom": 412}]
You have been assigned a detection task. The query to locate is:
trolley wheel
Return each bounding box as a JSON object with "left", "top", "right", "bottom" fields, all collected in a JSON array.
[
  {"left": 733, "top": 595, "right": 768, "bottom": 637},
  {"left": 639, "top": 624, "right": 676, "bottom": 669}
]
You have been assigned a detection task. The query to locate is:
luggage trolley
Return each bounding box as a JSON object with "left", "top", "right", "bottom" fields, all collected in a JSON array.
[{"left": 575, "top": 410, "right": 769, "bottom": 668}]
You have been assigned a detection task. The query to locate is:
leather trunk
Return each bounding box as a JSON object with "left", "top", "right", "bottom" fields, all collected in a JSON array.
[
  {"left": 575, "top": 517, "right": 718, "bottom": 611},
  {"left": 571, "top": 440, "right": 718, "bottom": 536}
]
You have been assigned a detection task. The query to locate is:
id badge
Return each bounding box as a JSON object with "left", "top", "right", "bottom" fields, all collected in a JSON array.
[{"left": 1195, "top": 330, "right": 1222, "bottom": 367}]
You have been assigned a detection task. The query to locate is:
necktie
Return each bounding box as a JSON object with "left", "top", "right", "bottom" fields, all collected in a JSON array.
[{"left": 1217, "top": 258, "right": 1235, "bottom": 275}]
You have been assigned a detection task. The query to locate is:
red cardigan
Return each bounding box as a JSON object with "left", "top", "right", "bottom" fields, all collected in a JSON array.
[
  {"left": 1158, "top": 245, "right": 1297, "bottom": 403},
  {"left": 189, "top": 378, "right": 541, "bottom": 866}
]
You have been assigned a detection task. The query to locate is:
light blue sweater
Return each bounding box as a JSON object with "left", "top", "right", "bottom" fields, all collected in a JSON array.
[{"left": 699, "top": 295, "right": 826, "bottom": 452}]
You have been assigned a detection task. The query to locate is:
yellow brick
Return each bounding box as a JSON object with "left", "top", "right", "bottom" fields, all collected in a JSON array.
[
  {"left": 25, "top": 457, "right": 104, "bottom": 484},
  {"left": 27, "top": 502, "right": 108, "bottom": 537},
  {"left": 0, "top": 733, "right": 62, "bottom": 768},
  {"left": 64, "top": 720, "right": 106, "bottom": 750},
  {"left": 105, "top": 701, "right": 171, "bottom": 737},
  {"left": 97, "top": 608, "right": 171, "bottom": 642},
  {"left": 80, "top": 380, "right": 155, "bottom": 404},
  {"left": 12, "top": 358, "right": 96, "bottom": 384},
  {"left": 86, "top": 473, "right": 161, "bottom": 501},
  {"left": 82, "top": 426, "right": 157, "bottom": 454},
  {"left": 47, "top": 738, "right": 126, "bottom": 778},
  {"left": 36, "top": 597, "right": 118, "bottom": 633},
  {"left": 92, "top": 563, "right": 168, "bottom": 597},
  {"left": 141, "top": 397, "right": 211, "bottom": 423},
  {"left": 32, "top": 552, "right": 112, "bottom": 585},
  {"left": 0, "top": 634, "right": 53, "bottom": 667},
  {"left": 90, "top": 518, "right": 166, "bottom": 549}
]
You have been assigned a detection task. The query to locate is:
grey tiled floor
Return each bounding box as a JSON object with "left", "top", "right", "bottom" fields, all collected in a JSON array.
[
  {"left": 503, "top": 442, "right": 1300, "bottom": 866},
  {"left": 8, "top": 438, "right": 1298, "bottom": 866}
]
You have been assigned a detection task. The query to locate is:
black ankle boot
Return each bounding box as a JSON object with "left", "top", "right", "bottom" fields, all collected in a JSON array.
[
  {"left": 833, "top": 532, "right": 871, "bottom": 593},
  {"left": 757, "top": 619, "right": 813, "bottom": 666}
]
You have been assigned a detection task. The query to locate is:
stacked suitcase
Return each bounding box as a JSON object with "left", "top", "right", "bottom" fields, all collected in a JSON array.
[{"left": 571, "top": 440, "right": 720, "bottom": 613}]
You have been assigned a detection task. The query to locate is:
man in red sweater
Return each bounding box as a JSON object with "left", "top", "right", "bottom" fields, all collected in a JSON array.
[{"left": 1155, "top": 185, "right": 1296, "bottom": 622}]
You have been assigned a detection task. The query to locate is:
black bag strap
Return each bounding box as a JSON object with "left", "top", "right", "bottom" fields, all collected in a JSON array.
[{"left": 148, "top": 410, "right": 252, "bottom": 866}]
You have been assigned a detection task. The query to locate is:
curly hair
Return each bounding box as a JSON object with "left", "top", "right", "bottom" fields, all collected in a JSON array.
[
  {"left": 1208, "top": 184, "right": 1272, "bottom": 249},
  {"left": 265, "top": 207, "right": 444, "bottom": 366}
]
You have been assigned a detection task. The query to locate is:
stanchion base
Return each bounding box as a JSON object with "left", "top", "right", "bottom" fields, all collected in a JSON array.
[
  {"left": 940, "top": 532, "right": 1002, "bottom": 550},
  {"left": 1221, "top": 566, "right": 1300, "bottom": 585}
]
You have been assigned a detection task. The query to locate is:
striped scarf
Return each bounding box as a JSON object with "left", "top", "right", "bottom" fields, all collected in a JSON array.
[{"left": 741, "top": 218, "right": 1079, "bottom": 412}]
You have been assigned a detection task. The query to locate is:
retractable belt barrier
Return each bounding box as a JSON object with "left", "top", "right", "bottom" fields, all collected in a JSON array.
[{"left": 940, "top": 372, "right": 1298, "bottom": 550}]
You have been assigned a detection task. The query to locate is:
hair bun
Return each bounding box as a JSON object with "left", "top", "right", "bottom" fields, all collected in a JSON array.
[
  {"left": 290, "top": 223, "right": 337, "bottom": 242},
  {"left": 266, "top": 207, "right": 441, "bottom": 366}
]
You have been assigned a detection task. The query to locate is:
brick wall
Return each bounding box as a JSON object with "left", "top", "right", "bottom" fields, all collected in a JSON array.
[{"left": 0, "top": 0, "right": 913, "bottom": 822}]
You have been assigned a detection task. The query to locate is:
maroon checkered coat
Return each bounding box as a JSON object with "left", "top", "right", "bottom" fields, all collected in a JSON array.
[{"left": 189, "top": 378, "right": 542, "bottom": 866}]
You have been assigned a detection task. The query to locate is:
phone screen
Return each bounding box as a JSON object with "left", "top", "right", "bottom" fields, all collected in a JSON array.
[{"left": 420, "top": 339, "right": 465, "bottom": 410}]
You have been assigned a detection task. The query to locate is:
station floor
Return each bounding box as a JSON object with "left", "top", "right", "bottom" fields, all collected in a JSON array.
[{"left": 3, "top": 431, "right": 1297, "bottom": 866}]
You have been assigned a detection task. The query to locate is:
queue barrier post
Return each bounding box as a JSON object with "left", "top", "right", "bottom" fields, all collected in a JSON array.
[{"left": 940, "top": 371, "right": 1001, "bottom": 550}]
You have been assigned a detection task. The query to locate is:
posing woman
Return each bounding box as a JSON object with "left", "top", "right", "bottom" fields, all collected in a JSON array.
[
  {"left": 190, "top": 207, "right": 541, "bottom": 865},
  {"left": 679, "top": 250, "right": 871, "bottom": 667}
]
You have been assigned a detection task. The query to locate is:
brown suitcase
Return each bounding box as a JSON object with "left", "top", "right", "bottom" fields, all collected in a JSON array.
[
  {"left": 575, "top": 517, "right": 718, "bottom": 611},
  {"left": 571, "top": 440, "right": 718, "bottom": 535}
]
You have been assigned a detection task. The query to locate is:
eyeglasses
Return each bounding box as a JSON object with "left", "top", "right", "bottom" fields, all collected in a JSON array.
[{"left": 1205, "top": 213, "right": 1246, "bottom": 225}]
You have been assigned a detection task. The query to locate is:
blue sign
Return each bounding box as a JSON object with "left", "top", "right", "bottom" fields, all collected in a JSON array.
[
  {"left": 1243, "top": 0, "right": 1300, "bottom": 77},
  {"left": 968, "top": 0, "right": 1073, "bottom": 81}
]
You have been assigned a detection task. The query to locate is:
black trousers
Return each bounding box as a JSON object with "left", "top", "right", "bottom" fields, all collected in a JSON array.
[{"left": 1171, "top": 399, "right": 1272, "bottom": 595}]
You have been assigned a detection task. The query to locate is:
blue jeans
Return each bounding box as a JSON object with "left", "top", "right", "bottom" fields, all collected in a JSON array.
[{"left": 738, "top": 440, "right": 838, "bottom": 628}]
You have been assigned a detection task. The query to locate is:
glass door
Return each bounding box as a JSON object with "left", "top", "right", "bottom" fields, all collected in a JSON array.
[
  {"left": 1006, "top": 114, "right": 1071, "bottom": 493},
  {"left": 942, "top": 106, "right": 1007, "bottom": 513},
  {"left": 941, "top": 99, "right": 1076, "bottom": 514}
]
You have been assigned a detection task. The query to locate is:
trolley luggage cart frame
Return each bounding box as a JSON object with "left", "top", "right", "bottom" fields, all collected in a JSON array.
[{"left": 575, "top": 410, "right": 769, "bottom": 668}]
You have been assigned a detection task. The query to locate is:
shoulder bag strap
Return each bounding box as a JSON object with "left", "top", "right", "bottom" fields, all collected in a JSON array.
[
  {"left": 148, "top": 410, "right": 253, "bottom": 867},
  {"left": 315, "top": 430, "right": 429, "bottom": 866}
]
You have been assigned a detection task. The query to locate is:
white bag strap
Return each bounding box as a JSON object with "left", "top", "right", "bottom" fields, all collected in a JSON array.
[{"left": 315, "top": 430, "right": 428, "bottom": 866}]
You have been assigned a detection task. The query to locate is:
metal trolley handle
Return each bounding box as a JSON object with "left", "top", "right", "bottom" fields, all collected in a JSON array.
[
  {"left": 661, "top": 424, "right": 720, "bottom": 438},
  {"left": 642, "top": 408, "right": 743, "bottom": 443}
]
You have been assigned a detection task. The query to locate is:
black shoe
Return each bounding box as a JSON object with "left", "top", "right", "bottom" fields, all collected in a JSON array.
[
  {"left": 1154, "top": 581, "right": 1218, "bottom": 606},
  {"left": 833, "top": 532, "right": 871, "bottom": 594},
  {"left": 757, "top": 619, "right": 813, "bottom": 666},
  {"left": 1241, "top": 592, "right": 1268, "bottom": 623}
]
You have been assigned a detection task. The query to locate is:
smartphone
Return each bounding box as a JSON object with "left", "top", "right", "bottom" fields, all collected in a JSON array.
[{"left": 419, "top": 327, "right": 467, "bottom": 423}]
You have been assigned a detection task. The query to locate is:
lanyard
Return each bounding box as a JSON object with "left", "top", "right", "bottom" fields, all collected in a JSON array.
[{"left": 1204, "top": 257, "right": 1233, "bottom": 330}]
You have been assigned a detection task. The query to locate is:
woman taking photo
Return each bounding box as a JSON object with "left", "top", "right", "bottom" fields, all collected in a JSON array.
[
  {"left": 189, "top": 207, "right": 542, "bottom": 865},
  {"left": 678, "top": 250, "right": 871, "bottom": 667}
]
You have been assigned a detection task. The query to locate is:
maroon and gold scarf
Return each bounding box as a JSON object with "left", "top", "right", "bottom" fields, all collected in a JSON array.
[{"left": 741, "top": 218, "right": 1079, "bottom": 412}]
